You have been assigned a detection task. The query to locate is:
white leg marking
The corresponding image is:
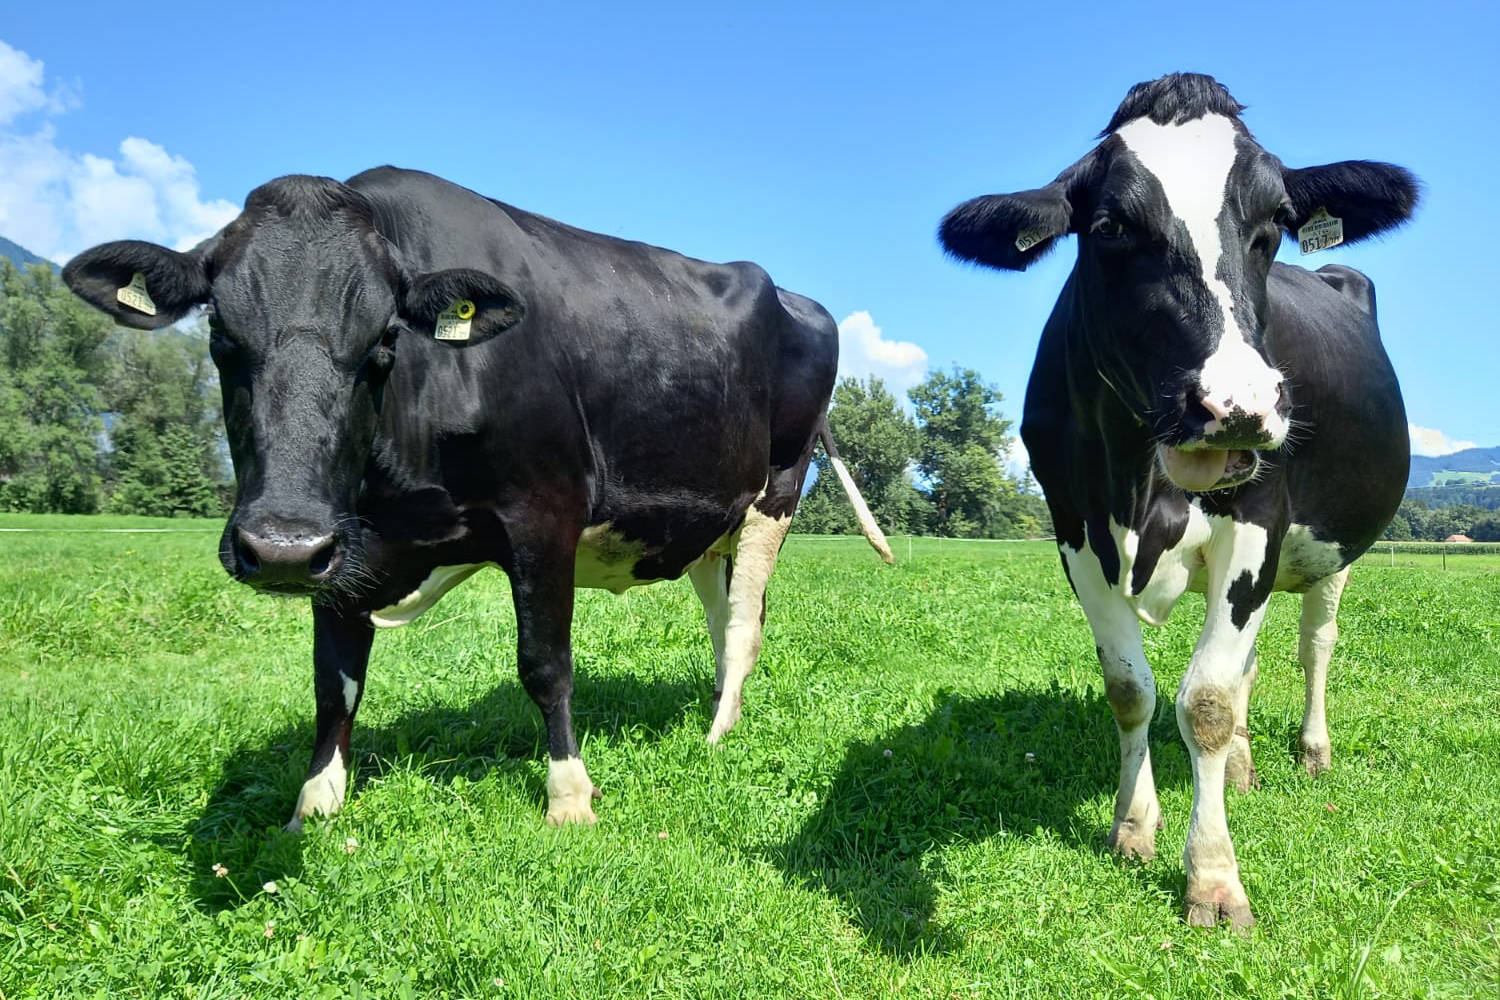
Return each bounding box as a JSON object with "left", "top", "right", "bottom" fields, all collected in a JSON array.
[
  {"left": 707, "top": 502, "right": 791, "bottom": 743},
  {"left": 545, "top": 756, "right": 598, "bottom": 827},
  {"left": 1062, "top": 541, "right": 1161, "bottom": 860},
  {"left": 339, "top": 671, "right": 359, "bottom": 715},
  {"left": 1115, "top": 114, "right": 1286, "bottom": 444},
  {"left": 688, "top": 554, "right": 730, "bottom": 699},
  {"left": 286, "top": 752, "right": 347, "bottom": 832},
  {"left": 1176, "top": 517, "right": 1270, "bottom": 928},
  {"left": 1298, "top": 567, "right": 1348, "bottom": 775}
]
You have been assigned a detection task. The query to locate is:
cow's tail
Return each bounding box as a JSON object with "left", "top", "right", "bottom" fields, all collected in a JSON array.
[{"left": 817, "top": 422, "right": 895, "bottom": 564}]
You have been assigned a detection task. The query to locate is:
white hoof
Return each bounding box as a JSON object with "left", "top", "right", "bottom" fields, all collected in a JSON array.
[{"left": 545, "top": 757, "right": 600, "bottom": 826}]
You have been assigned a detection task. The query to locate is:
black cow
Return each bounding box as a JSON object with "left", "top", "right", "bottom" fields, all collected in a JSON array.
[
  {"left": 64, "top": 166, "right": 891, "bottom": 829},
  {"left": 939, "top": 74, "right": 1415, "bottom": 927}
]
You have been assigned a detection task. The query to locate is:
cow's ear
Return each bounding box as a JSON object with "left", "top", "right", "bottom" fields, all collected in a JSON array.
[
  {"left": 402, "top": 268, "right": 525, "bottom": 346},
  {"left": 1281, "top": 160, "right": 1419, "bottom": 248},
  {"left": 62, "top": 238, "right": 213, "bottom": 329},
  {"left": 938, "top": 150, "right": 1100, "bottom": 272}
]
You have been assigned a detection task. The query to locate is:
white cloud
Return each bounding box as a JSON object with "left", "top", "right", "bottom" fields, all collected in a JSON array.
[
  {"left": 836, "top": 310, "right": 928, "bottom": 398},
  {"left": 1408, "top": 424, "right": 1479, "bottom": 457},
  {"left": 0, "top": 38, "right": 237, "bottom": 262}
]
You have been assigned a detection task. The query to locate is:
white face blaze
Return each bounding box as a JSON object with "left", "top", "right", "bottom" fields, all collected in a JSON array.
[{"left": 1115, "top": 114, "right": 1288, "bottom": 448}]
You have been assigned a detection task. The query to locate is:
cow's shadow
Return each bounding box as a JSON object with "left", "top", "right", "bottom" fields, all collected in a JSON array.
[
  {"left": 178, "top": 669, "right": 702, "bottom": 913},
  {"left": 764, "top": 684, "right": 1191, "bottom": 956}
]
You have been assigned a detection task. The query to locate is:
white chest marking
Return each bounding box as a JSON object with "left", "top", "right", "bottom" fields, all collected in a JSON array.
[
  {"left": 370, "top": 563, "right": 490, "bottom": 628},
  {"left": 1112, "top": 503, "right": 1213, "bottom": 626}
]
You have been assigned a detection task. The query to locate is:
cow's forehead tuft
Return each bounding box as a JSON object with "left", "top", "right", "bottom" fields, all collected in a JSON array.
[{"left": 1101, "top": 72, "right": 1247, "bottom": 138}]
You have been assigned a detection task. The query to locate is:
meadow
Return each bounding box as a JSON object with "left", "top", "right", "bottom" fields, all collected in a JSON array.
[{"left": 1, "top": 516, "right": 1496, "bottom": 998}]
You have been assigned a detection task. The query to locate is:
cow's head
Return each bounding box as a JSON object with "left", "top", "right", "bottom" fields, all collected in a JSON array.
[
  {"left": 939, "top": 73, "right": 1417, "bottom": 492},
  {"left": 63, "top": 175, "right": 525, "bottom": 597}
]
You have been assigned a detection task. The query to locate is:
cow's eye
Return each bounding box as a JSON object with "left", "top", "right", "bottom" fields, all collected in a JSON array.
[{"left": 1091, "top": 216, "right": 1128, "bottom": 242}]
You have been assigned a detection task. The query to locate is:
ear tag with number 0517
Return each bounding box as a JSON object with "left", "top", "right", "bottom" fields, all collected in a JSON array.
[
  {"left": 434, "top": 299, "right": 475, "bottom": 341},
  {"left": 1014, "top": 227, "right": 1050, "bottom": 252},
  {"left": 1297, "top": 207, "right": 1344, "bottom": 254},
  {"left": 116, "top": 272, "right": 157, "bottom": 315}
]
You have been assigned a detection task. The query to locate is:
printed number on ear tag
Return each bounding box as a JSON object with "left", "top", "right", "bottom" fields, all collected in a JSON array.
[
  {"left": 1014, "top": 227, "right": 1050, "bottom": 252},
  {"left": 116, "top": 272, "right": 157, "bottom": 316},
  {"left": 434, "top": 300, "right": 475, "bottom": 341},
  {"left": 1298, "top": 208, "right": 1344, "bottom": 254}
]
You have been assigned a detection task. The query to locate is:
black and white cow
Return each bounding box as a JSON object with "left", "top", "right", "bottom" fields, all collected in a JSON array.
[
  {"left": 939, "top": 74, "right": 1415, "bottom": 927},
  {"left": 64, "top": 166, "right": 892, "bottom": 829}
]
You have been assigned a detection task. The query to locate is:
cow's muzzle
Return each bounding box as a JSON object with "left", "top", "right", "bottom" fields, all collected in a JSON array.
[{"left": 230, "top": 521, "right": 346, "bottom": 593}]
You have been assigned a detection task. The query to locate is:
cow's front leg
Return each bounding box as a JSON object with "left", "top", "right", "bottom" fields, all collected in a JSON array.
[
  {"left": 287, "top": 603, "right": 374, "bottom": 832},
  {"left": 1061, "top": 542, "right": 1162, "bottom": 861},
  {"left": 1176, "top": 527, "right": 1277, "bottom": 929},
  {"left": 510, "top": 544, "right": 598, "bottom": 826}
]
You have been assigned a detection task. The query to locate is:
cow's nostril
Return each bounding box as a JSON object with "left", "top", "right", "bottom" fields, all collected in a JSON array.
[
  {"left": 307, "top": 537, "right": 341, "bottom": 579},
  {"left": 234, "top": 528, "right": 261, "bottom": 577}
]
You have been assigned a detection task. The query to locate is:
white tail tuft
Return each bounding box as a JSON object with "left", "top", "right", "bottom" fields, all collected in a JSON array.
[{"left": 829, "top": 456, "right": 895, "bottom": 564}]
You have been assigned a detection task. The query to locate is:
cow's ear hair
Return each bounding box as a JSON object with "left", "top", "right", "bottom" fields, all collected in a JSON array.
[
  {"left": 1281, "top": 160, "right": 1420, "bottom": 246},
  {"left": 62, "top": 238, "right": 213, "bottom": 329},
  {"left": 402, "top": 268, "right": 525, "bottom": 346},
  {"left": 938, "top": 150, "right": 1100, "bottom": 272}
]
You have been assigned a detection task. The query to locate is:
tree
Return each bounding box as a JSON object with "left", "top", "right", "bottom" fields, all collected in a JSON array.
[
  {"left": 101, "top": 322, "right": 226, "bottom": 517},
  {"left": 909, "top": 366, "right": 1035, "bottom": 538},
  {"left": 794, "top": 377, "right": 930, "bottom": 535},
  {"left": 0, "top": 262, "right": 112, "bottom": 512}
]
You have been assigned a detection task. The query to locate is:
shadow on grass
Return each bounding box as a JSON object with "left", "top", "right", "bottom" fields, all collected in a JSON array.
[
  {"left": 770, "top": 683, "right": 1192, "bottom": 956},
  {"left": 178, "top": 669, "right": 703, "bottom": 913}
]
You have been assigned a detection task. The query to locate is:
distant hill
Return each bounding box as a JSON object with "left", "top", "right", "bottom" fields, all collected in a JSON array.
[
  {"left": 0, "top": 235, "right": 58, "bottom": 273},
  {"left": 1407, "top": 446, "right": 1500, "bottom": 489}
]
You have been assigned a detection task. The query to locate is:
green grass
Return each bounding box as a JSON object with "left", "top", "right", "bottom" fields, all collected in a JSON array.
[{"left": 1, "top": 520, "right": 1497, "bottom": 998}]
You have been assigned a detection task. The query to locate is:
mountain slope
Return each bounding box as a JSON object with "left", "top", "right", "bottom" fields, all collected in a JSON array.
[
  {"left": 0, "top": 235, "right": 59, "bottom": 273},
  {"left": 1407, "top": 446, "right": 1500, "bottom": 488}
]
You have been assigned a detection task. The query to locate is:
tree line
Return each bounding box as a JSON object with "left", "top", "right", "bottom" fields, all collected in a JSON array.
[
  {"left": 794, "top": 371, "right": 1051, "bottom": 539},
  {"left": 1383, "top": 499, "right": 1500, "bottom": 542},
  {"left": 0, "top": 261, "right": 226, "bottom": 516}
]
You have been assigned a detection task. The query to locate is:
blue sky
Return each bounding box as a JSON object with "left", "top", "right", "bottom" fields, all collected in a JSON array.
[{"left": 2, "top": 1, "right": 1494, "bottom": 456}]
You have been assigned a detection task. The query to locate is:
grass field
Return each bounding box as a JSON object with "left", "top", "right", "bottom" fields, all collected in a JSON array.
[{"left": 1, "top": 518, "right": 1497, "bottom": 998}]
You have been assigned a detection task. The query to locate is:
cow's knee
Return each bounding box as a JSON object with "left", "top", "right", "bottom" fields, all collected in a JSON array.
[
  {"left": 1105, "top": 673, "right": 1154, "bottom": 730},
  {"left": 1181, "top": 684, "right": 1235, "bottom": 754}
]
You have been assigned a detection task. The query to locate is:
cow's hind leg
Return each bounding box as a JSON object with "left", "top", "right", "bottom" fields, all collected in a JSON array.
[
  {"left": 688, "top": 552, "right": 730, "bottom": 713},
  {"left": 287, "top": 604, "right": 374, "bottom": 832},
  {"left": 706, "top": 491, "right": 793, "bottom": 743},
  {"left": 1061, "top": 541, "right": 1162, "bottom": 861},
  {"left": 1298, "top": 567, "right": 1348, "bottom": 776},
  {"left": 1225, "top": 648, "right": 1260, "bottom": 793}
]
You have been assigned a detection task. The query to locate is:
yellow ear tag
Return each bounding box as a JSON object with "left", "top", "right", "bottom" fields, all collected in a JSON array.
[
  {"left": 1297, "top": 207, "right": 1344, "bottom": 254},
  {"left": 1014, "top": 227, "right": 1050, "bottom": 252},
  {"left": 434, "top": 300, "right": 474, "bottom": 341},
  {"left": 116, "top": 272, "right": 157, "bottom": 316}
]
